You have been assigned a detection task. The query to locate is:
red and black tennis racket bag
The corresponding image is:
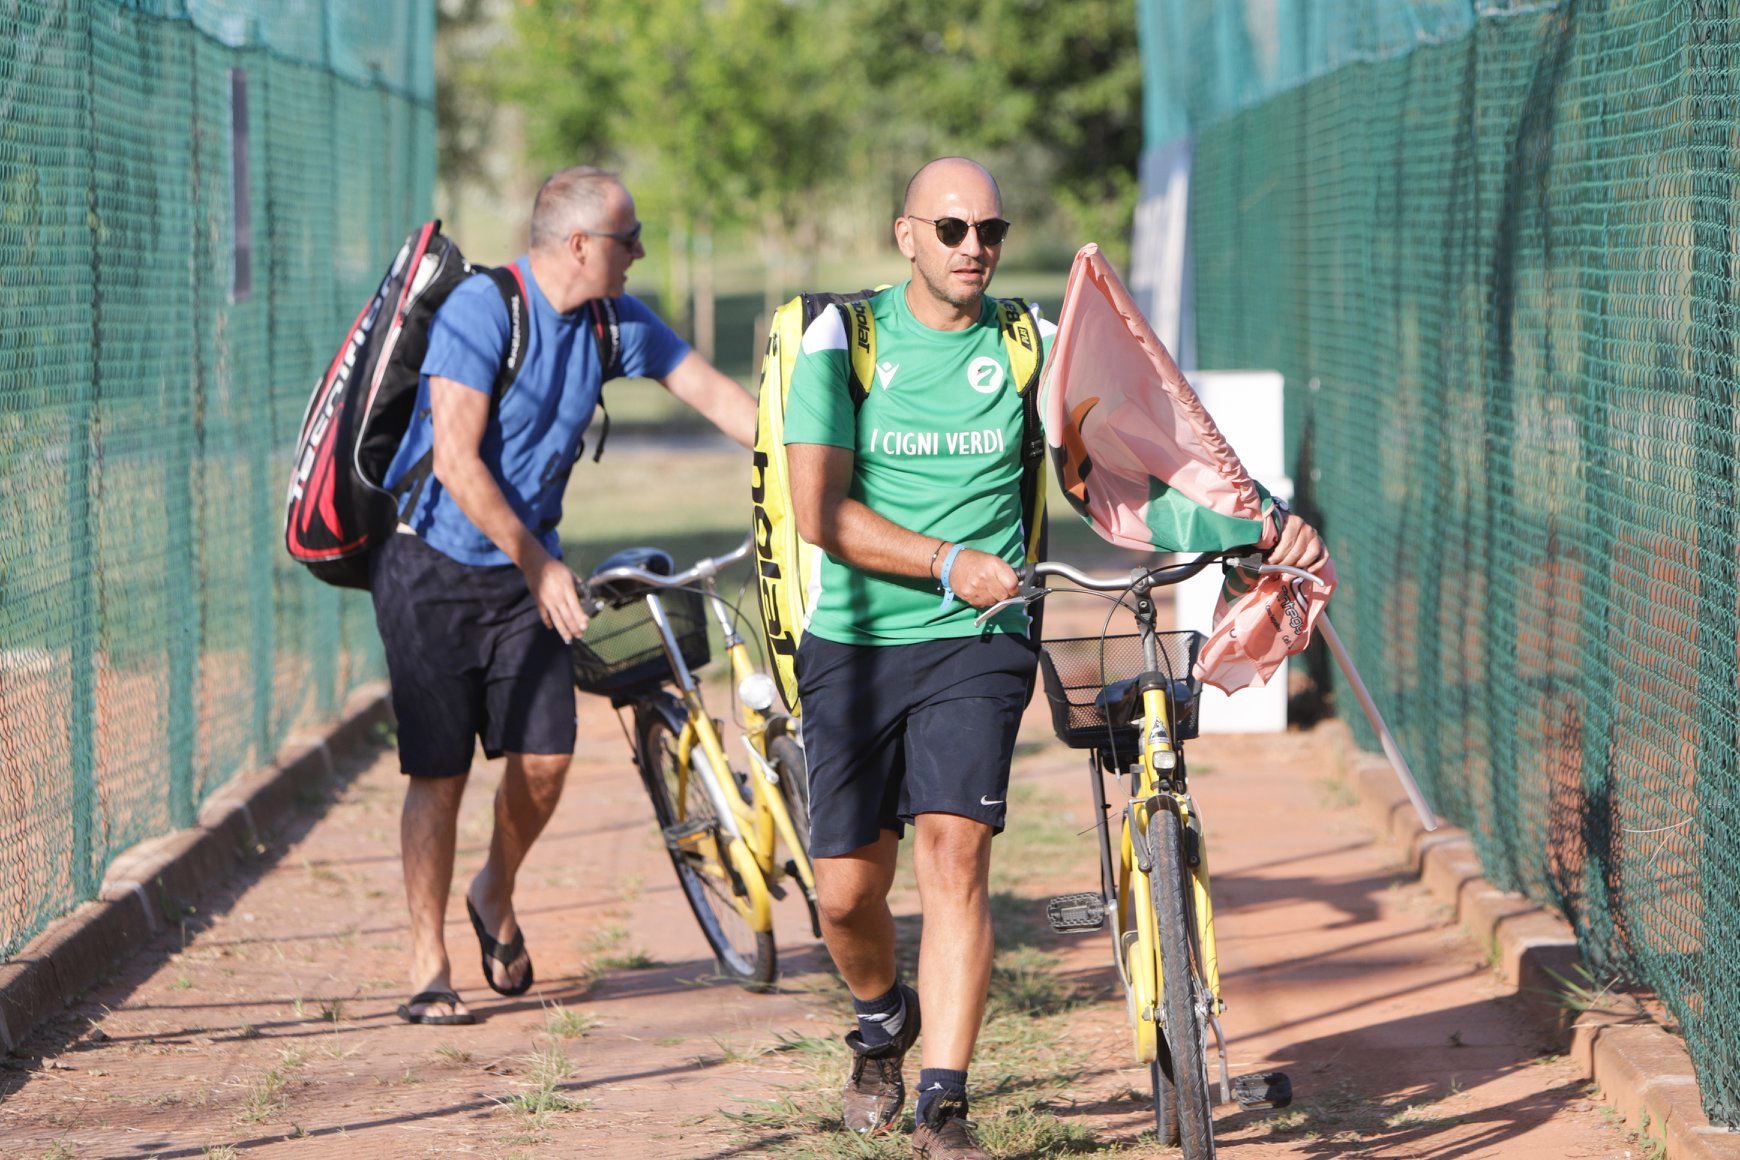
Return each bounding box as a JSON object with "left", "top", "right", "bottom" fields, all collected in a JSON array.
[{"left": 283, "top": 221, "right": 524, "bottom": 590}]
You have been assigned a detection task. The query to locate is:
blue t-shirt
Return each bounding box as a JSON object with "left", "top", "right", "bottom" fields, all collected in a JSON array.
[{"left": 386, "top": 257, "right": 690, "bottom": 565}]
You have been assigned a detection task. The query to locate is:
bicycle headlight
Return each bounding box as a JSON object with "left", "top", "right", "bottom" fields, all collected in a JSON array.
[{"left": 738, "top": 672, "right": 779, "bottom": 713}]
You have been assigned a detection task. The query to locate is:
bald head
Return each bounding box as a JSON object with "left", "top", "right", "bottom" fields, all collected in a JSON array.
[
  {"left": 895, "top": 157, "right": 1007, "bottom": 322},
  {"left": 530, "top": 166, "right": 624, "bottom": 252},
  {"left": 902, "top": 157, "right": 1002, "bottom": 217}
]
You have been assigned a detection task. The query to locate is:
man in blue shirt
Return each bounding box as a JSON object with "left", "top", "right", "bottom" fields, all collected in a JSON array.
[{"left": 374, "top": 167, "right": 755, "bottom": 1025}]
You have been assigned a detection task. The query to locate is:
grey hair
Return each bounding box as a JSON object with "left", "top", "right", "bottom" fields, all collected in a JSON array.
[{"left": 529, "top": 166, "right": 622, "bottom": 251}]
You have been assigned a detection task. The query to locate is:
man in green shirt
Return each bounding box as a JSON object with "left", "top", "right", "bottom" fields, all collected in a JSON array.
[
  {"left": 785, "top": 157, "right": 1045, "bottom": 1160},
  {"left": 787, "top": 158, "right": 1328, "bottom": 1159}
]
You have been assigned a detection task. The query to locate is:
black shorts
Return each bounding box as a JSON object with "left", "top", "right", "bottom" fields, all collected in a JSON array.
[
  {"left": 795, "top": 631, "right": 1038, "bottom": 858},
  {"left": 370, "top": 531, "right": 577, "bottom": 778}
]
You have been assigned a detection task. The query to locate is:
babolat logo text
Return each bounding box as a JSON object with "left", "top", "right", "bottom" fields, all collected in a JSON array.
[
  {"left": 288, "top": 291, "right": 386, "bottom": 506},
  {"left": 750, "top": 447, "right": 796, "bottom": 656},
  {"left": 851, "top": 303, "right": 871, "bottom": 353}
]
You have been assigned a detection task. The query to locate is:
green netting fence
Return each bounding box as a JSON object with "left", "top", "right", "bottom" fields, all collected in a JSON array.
[
  {"left": 1144, "top": 0, "right": 1740, "bottom": 1125},
  {"left": 1, "top": 1, "right": 432, "bottom": 960}
]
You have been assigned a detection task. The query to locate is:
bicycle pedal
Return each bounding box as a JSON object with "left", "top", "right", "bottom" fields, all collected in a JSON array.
[
  {"left": 663, "top": 818, "right": 712, "bottom": 845},
  {"left": 1231, "top": 1070, "right": 1292, "bottom": 1111},
  {"left": 1046, "top": 892, "right": 1107, "bottom": 933}
]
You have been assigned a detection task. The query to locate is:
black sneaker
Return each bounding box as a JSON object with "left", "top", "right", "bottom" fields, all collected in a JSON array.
[
  {"left": 912, "top": 1094, "right": 988, "bottom": 1159},
  {"left": 841, "top": 982, "right": 922, "bottom": 1134}
]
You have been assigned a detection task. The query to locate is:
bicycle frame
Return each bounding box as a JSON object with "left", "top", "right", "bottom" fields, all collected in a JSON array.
[
  {"left": 631, "top": 571, "right": 817, "bottom": 932},
  {"left": 1104, "top": 587, "right": 1221, "bottom": 1069}
]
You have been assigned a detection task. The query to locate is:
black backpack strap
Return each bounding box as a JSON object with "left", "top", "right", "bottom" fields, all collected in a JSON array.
[
  {"left": 393, "top": 264, "right": 530, "bottom": 519},
  {"left": 797, "top": 290, "right": 877, "bottom": 409},
  {"left": 482, "top": 264, "right": 529, "bottom": 398},
  {"left": 578, "top": 297, "right": 623, "bottom": 463}
]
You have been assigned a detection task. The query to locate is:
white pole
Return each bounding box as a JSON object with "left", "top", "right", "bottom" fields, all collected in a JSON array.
[{"left": 1317, "top": 613, "right": 1439, "bottom": 832}]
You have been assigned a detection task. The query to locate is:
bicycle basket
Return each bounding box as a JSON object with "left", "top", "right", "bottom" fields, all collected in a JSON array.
[
  {"left": 570, "top": 588, "right": 711, "bottom": 697},
  {"left": 1037, "top": 631, "right": 1203, "bottom": 752}
]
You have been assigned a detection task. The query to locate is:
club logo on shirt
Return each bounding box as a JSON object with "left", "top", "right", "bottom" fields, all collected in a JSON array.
[
  {"left": 967, "top": 356, "right": 1005, "bottom": 394},
  {"left": 876, "top": 360, "right": 900, "bottom": 389}
]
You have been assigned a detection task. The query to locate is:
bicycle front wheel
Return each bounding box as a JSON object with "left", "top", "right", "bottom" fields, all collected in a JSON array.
[
  {"left": 768, "top": 732, "right": 810, "bottom": 854},
  {"left": 634, "top": 694, "right": 777, "bottom": 990},
  {"left": 1149, "top": 808, "right": 1215, "bottom": 1157}
]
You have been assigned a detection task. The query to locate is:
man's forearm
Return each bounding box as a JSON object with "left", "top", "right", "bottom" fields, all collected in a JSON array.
[
  {"left": 661, "top": 352, "right": 756, "bottom": 449},
  {"left": 810, "top": 496, "right": 948, "bottom": 583}
]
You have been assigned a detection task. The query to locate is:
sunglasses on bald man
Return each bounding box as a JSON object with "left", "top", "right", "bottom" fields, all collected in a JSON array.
[{"left": 908, "top": 216, "right": 1011, "bottom": 248}]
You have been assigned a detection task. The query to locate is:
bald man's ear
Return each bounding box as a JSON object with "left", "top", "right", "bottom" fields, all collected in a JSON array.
[{"left": 893, "top": 216, "right": 916, "bottom": 260}]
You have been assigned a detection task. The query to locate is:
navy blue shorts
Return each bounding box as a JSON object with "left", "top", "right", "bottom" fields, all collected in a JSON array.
[
  {"left": 370, "top": 531, "right": 577, "bottom": 778},
  {"left": 795, "top": 632, "right": 1038, "bottom": 858}
]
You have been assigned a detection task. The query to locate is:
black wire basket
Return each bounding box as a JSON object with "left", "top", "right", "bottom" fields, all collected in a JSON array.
[
  {"left": 1037, "top": 631, "right": 1203, "bottom": 752},
  {"left": 570, "top": 588, "right": 711, "bottom": 698}
]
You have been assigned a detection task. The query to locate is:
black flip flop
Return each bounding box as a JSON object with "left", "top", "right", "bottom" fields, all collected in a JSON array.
[
  {"left": 467, "top": 896, "right": 535, "bottom": 997},
  {"left": 396, "top": 989, "right": 475, "bottom": 1025}
]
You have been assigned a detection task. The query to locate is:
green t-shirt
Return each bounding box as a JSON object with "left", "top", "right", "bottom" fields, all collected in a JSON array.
[{"left": 782, "top": 282, "right": 1049, "bottom": 645}]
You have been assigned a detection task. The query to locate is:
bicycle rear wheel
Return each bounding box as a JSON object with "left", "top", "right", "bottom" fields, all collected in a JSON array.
[
  {"left": 1149, "top": 808, "right": 1215, "bottom": 1157},
  {"left": 634, "top": 694, "right": 777, "bottom": 989}
]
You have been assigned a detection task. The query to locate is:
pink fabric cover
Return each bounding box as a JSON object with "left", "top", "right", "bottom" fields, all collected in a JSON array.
[
  {"left": 1044, "top": 244, "right": 1336, "bottom": 693},
  {"left": 1193, "top": 557, "right": 1338, "bottom": 693},
  {"left": 1043, "top": 244, "right": 1270, "bottom": 548}
]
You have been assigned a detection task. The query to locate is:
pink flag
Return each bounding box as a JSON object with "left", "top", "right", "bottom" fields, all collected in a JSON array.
[{"left": 1044, "top": 244, "right": 1335, "bottom": 692}]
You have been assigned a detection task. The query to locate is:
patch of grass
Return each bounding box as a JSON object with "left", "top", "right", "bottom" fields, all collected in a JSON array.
[
  {"left": 239, "top": 1048, "right": 307, "bottom": 1124},
  {"left": 497, "top": 1042, "right": 588, "bottom": 1127},
  {"left": 598, "top": 948, "right": 664, "bottom": 971},
  {"left": 702, "top": 1029, "right": 835, "bottom": 1067},
  {"left": 989, "top": 946, "right": 1082, "bottom": 1019},
  {"left": 1537, "top": 962, "right": 1649, "bottom": 1020},
  {"left": 1257, "top": 1079, "right": 1465, "bottom": 1146},
  {"left": 202, "top": 1148, "right": 240, "bottom": 1160},
  {"left": 434, "top": 1043, "right": 474, "bottom": 1065},
  {"left": 39, "top": 1142, "right": 76, "bottom": 1160},
  {"left": 542, "top": 1002, "right": 599, "bottom": 1040},
  {"left": 170, "top": 975, "right": 194, "bottom": 991},
  {"left": 988, "top": 783, "right": 1090, "bottom": 897},
  {"left": 586, "top": 922, "right": 628, "bottom": 951},
  {"left": 1314, "top": 773, "right": 1358, "bottom": 810}
]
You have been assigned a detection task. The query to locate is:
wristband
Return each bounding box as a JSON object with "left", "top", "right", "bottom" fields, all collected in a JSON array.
[
  {"left": 928, "top": 539, "right": 949, "bottom": 579},
  {"left": 937, "top": 544, "right": 967, "bottom": 611}
]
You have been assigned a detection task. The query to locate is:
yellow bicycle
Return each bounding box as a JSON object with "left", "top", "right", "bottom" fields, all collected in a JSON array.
[
  {"left": 978, "top": 551, "right": 1308, "bottom": 1155},
  {"left": 572, "top": 535, "right": 818, "bottom": 990}
]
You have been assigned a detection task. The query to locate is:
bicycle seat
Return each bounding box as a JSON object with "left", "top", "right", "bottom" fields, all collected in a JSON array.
[{"left": 589, "top": 547, "right": 674, "bottom": 608}]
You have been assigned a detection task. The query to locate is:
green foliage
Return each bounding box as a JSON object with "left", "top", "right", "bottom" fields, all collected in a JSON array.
[
  {"left": 477, "top": 0, "right": 1141, "bottom": 262},
  {"left": 842, "top": 0, "right": 1143, "bottom": 260},
  {"left": 505, "top": 0, "right": 858, "bottom": 236}
]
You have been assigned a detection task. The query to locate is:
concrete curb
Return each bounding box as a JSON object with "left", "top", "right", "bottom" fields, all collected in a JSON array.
[
  {"left": 1329, "top": 721, "right": 1740, "bottom": 1159},
  {"left": 0, "top": 683, "right": 393, "bottom": 1055}
]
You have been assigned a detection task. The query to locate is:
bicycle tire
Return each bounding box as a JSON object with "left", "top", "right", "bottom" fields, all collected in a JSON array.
[
  {"left": 1149, "top": 808, "right": 1215, "bottom": 1156},
  {"left": 768, "top": 733, "right": 810, "bottom": 854},
  {"left": 634, "top": 694, "right": 777, "bottom": 990},
  {"left": 1151, "top": 1056, "right": 1180, "bottom": 1146}
]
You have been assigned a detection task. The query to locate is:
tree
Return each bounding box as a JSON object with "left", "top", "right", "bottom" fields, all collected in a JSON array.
[
  {"left": 842, "top": 0, "right": 1144, "bottom": 263},
  {"left": 500, "top": 0, "right": 865, "bottom": 353}
]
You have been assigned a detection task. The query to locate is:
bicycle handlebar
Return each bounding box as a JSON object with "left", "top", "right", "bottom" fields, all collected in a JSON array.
[
  {"left": 581, "top": 533, "right": 754, "bottom": 613},
  {"left": 971, "top": 551, "right": 1331, "bottom": 627}
]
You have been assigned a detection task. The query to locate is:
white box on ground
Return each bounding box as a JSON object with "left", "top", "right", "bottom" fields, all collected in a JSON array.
[{"left": 1177, "top": 371, "right": 1290, "bottom": 734}]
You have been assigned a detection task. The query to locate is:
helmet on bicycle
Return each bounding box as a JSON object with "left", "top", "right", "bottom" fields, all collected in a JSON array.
[{"left": 589, "top": 547, "right": 676, "bottom": 609}]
